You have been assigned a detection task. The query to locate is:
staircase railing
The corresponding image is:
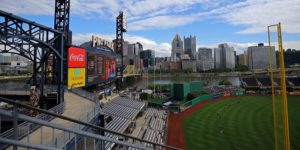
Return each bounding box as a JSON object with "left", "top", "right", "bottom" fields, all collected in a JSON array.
[
  {"left": 0, "top": 101, "right": 65, "bottom": 149},
  {"left": 0, "top": 96, "right": 181, "bottom": 150}
]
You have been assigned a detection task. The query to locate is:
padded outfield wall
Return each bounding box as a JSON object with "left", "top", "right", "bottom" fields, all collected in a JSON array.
[{"left": 173, "top": 81, "right": 204, "bottom": 101}]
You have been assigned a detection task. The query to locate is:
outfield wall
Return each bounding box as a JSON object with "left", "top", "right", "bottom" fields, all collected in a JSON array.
[{"left": 180, "top": 91, "right": 245, "bottom": 112}]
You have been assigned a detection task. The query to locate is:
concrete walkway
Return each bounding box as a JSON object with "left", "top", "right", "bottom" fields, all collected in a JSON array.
[{"left": 8, "top": 92, "right": 95, "bottom": 150}]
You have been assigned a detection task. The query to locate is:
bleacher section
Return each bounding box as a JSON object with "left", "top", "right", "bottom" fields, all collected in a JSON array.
[
  {"left": 141, "top": 108, "right": 167, "bottom": 148},
  {"left": 105, "top": 116, "right": 131, "bottom": 149},
  {"left": 143, "top": 129, "right": 164, "bottom": 146},
  {"left": 241, "top": 77, "right": 300, "bottom": 90},
  {"left": 101, "top": 97, "right": 169, "bottom": 149},
  {"left": 240, "top": 77, "right": 258, "bottom": 86},
  {"left": 112, "top": 98, "right": 145, "bottom": 110},
  {"left": 287, "top": 78, "right": 300, "bottom": 86},
  {"left": 103, "top": 103, "right": 140, "bottom": 119},
  {"left": 145, "top": 108, "right": 167, "bottom": 120},
  {"left": 257, "top": 77, "right": 272, "bottom": 86},
  {"left": 102, "top": 98, "right": 146, "bottom": 150}
]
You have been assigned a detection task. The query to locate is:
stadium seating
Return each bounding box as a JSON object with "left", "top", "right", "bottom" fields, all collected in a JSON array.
[
  {"left": 102, "top": 98, "right": 168, "bottom": 149},
  {"left": 241, "top": 77, "right": 258, "bottom": 86},
  {"left": 112, "top": 97, "right": 145, "bottom": 110},
  {"left": 287, "top": 77, "right": 300, "bottom": 86},
  {"left": 105, "top": 116, "right": 131, "bottom": 149},
  {"left": 102, "top": 97, "right": 146, "bottom": 149},
  {"left": 144, "top": 108, "right": 167, "bottom": 120},
  {"left": 103, "top": 103, "right": 139, "bottom": 119},
  {"left": 149, "top": 118, "right": 165, "bottom": 131},
  {"left": 257, "top": 77, "right": 272, "bottom": 86},
  {"left": 143, "top": 129, "right": 164, "bottom": 147}
]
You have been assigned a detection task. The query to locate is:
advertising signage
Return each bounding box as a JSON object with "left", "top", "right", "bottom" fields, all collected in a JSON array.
[
  {"left": 105, "top": 57, "right": 116, "bottom": 79},
  {"left": 87, "top": 53, "right": 106, "bottom": 84},
  {"left": 68, "top": 68, "right": 86, "bottom": 89},
  {"left": 68, "top": 47, "right": 86, "bottom": 68}
]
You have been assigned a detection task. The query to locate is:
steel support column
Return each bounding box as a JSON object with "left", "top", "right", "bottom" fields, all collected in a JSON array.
[{"left": 115, "top": 12, "right": 126, "bottom": 90}]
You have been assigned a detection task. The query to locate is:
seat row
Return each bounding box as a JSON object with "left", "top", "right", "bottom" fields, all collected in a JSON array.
[
  {"left": 149, "top": 117, "right": 165, "bottom": 131},
  {"left": 144, "top": 108, "right": 167, "bottom": 120},
  {"left": 104, "top": 116, "right": 131, "bottom": 149},
  {"left": 112, "top": 97, "right": 145, "bottom": 110},
  {"left": 143, "top": 129, "right": 164, "bottom": 147},
  {"left": 103, "top": 103, "right": 139, "bottom": 119}
]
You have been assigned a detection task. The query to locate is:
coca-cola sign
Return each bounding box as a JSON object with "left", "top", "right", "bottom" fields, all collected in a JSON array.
[
  {"left": 68, "top": 47, "right": 86, "bottom": 67},
  {"left": 70, "top": 54, "right": 84, "bottom": 62}
]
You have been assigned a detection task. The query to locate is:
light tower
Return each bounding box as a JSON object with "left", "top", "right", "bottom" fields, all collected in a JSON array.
[{"left": 116, "top": 11, "right": 127, "bottom": 90}]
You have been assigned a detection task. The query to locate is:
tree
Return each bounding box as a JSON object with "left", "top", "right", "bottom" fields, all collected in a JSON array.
[
  {"left": 219, "top": 79, "right": 232, "bottom": 86},
  {"left": 140, "top": 92, "right": 150, "bottom": 100},
  {"left": 235, "top": 64, "right": 249, "bottom": 72}
]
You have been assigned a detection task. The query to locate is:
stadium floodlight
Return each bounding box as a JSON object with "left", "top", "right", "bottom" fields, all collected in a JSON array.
[
  {"left": 268, "top": 22, "right": 290, "bottom": 150},
  {"left": 122, "top": 13, "right": 127, "bottom": 32}
]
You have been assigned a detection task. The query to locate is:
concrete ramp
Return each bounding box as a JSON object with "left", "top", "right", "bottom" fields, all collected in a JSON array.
[{"left": 8, "top": 92, "right": 95, "bottom": 150}]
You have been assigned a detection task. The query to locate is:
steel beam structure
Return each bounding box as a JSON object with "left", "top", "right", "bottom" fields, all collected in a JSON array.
[
  {"left": 0, "top": 10, "right": 65, "bottom": 106},
  {"left": 115, "top": 11, "right": 126, "bottom": 90},
  {"left": 54, "top": 0, "right": 71, "bottom": 84}
]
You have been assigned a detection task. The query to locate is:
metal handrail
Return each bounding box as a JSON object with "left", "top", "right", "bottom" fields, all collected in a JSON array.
[
  {"left": 1, "top": 102, "right": 64, "bottom": 137},
  {"left": 48, "top": 103, "right": 100, "bottom": 148},
  {"left": 0, "top": 102, "right": 65, "bottom": 149},
  {"left": 0, "top": 96, "right": 181, "bottom": 150},
  {"left": 0, "top": 109, "right": 151, "bottom": 150}
]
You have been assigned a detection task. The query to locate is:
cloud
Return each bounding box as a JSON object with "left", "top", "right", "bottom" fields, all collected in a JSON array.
[
  {"left": 129, "top": 15, "right": 199, "bottom": 31},
  {"left": 72, "top": 33, "right": 171, "bottom": 57},
  {"left": 0, "top": 0, "right": 53, "bottom": 15},
  {"left": 1, "top": 0, "right": 299, "bottom": 33},
  {"left": 220, "top": 0, "right": 300, "bottom": 34}
]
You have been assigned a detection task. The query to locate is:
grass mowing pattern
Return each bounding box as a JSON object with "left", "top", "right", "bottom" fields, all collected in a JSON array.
[{"left": 183, "top": 96, "right": 300, "bottom": 150}]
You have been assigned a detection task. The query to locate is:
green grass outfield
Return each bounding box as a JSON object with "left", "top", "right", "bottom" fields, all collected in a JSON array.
[{"left": 183, "top": 96, "right": 300, "bottom": 150}]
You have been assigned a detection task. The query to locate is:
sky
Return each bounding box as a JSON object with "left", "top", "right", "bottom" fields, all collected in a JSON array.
[{"left": 1, "top": 0, "right": 300, "bottom": 57}]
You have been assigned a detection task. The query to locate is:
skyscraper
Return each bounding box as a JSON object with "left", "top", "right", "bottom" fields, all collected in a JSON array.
[
  {"left": 140, "top": 49, "right": 155, "bottom": 68},
  {"left": 184, "top": 35, "right": 196, "bottom": 59},
  {"left": 126, "top": 42, "right": 143, "bottom": 72},
  {"left": 171, "top": 34, "right": 184, "bottom": 62},
  {"left": 197, "top": 47, "right": 214, "bottom": 71},
  {"left": 214, "top": 43, "right": 235, "bottom": 69},
  {"left": 247, "top": 43, "right": 276, "bottom": 70}
]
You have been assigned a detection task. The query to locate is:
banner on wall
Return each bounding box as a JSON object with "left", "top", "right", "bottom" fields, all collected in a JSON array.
[{"left": 68, "top": 68, "right": 86, "bottom": 89}]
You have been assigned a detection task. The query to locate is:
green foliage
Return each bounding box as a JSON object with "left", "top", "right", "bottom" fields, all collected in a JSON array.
[
  {"left": 148, "top": 83, "right": 170, "bottom": 91},
  {"left": 219, "top": 79, "right": 232, "bottom": 85},
  {"left": 207, "top": 68, "right": 232, "bottom": 73},
  {"left": 183, "top": 68, "right": 193, "bottom": 73},
  {"left": 139, "top": 92, "right": 150, "bottom": 100},
  {"left": 235, "top": 64, "right": 249, "bottom": 72}
]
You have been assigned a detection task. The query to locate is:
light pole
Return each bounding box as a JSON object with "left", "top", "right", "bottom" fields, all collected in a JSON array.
[{"left": 153, "top": 48, "right": 156, "bottom": 97}]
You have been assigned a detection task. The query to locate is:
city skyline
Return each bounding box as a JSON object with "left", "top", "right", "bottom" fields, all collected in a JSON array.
[{"left": 1, "top": 0, "right": 299, "bottom": 57}]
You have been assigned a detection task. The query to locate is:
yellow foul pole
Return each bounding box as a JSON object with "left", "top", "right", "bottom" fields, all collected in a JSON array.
[
  {"left": 268, "top": 25, "right": 278, "bottom": 150},
  {"left": 277, "top": 22, "right": 290, "bottom": 150}
]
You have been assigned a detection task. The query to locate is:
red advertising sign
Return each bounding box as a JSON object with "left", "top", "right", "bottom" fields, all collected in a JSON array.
[{"left": 68, "top": 47, "right": 86, "bottom": 67}]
